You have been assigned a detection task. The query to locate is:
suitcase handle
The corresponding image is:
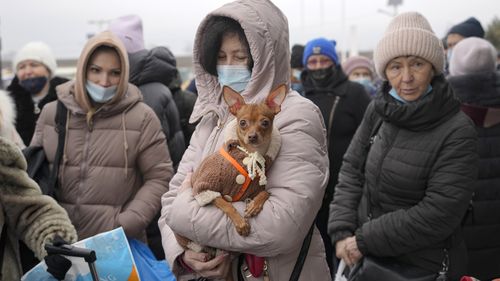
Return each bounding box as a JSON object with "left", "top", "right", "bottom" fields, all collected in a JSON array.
[
  {"left": 45, "top": 243, "right": 99, "bottom": 281},
  {"left": 45, "top": 244, "right": 96, "bottom": 263}
]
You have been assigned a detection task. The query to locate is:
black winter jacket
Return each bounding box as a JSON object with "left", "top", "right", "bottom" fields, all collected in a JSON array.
[
  {"left": 303, "top": 66, "right": 371, "bottom": 206},
  {"left": 128, "top": 47, "right": 185, "bottom": 167},
  {"left": 168, "top": 73, "right": 197, "bottom": 146},
  {"left": 303, "top": 66, "right": 370, "bottom": 275},
  {"left": 329, "top": 75, "right": 478, "bottom": 279},
  {"left": 449, "top": 71, "right": 500, "bottom": 280},
  {"left": 7, "top": 76, "right": 68, "bottom": 146}
]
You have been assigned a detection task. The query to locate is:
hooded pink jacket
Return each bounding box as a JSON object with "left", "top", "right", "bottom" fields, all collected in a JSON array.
[
  {"left": 31, "top": 31, "right": 173, "bottom": 240},
  {"left": 159, "top": 1, "right": 331, "bottom": 280}
]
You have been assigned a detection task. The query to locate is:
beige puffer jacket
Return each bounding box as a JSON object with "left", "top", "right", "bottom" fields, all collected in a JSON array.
[
  {"left": 159, "top": 1, "right": 331, "bottom": 280},
  {"left": 31, "top": 31, "right": 173, "bottom": 240},
  {"left": 0, "top": 137, "right": 77, "bottom": 280}
]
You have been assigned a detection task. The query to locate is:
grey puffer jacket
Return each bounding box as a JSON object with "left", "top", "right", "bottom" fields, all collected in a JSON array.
[
  {"left": 329, "top": 75, "right": 478, "bottom": 279},
  {"left": 129, "top": 47, "right": 185, "bottom": 167},
  {"left": 159, "top": 0, "right": 331, "bottom": 280}
]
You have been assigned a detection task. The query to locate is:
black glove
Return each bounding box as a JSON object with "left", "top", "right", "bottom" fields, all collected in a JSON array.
[
  {"left": 44, "top": 235, "right": 72, "bottom": 280},
  {"left": 44, "top": 254, "right": 72, "bottom": 280}
]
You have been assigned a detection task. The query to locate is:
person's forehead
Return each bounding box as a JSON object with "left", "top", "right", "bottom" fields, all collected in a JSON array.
[
  {"left": 352, "top": 67, "right": 371, "bottom": 73},
  {"left": 307, "top": 54, "right": 331, "bottom": 61}
]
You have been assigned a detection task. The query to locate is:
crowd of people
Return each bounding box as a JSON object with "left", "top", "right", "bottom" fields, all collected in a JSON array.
[{"left": 1, "top": 0, "right": 499, "bottom": 280}]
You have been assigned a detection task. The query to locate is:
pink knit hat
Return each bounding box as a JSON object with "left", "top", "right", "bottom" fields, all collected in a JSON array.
[
  {"left": 108, "top": 15, "right": 145, "bottom": 53},
  {"left": 373, "top": 12, "right": 444, "bottom": 80},
  {"left": 342, "top": 56, "right": 374, "bottom": 76},
  {"left": 449, "top": 37, "right": 497, "bottom": 76}
]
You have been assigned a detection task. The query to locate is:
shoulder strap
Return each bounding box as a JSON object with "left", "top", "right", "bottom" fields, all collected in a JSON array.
[
  {"left": 289, "top": 223, "right": 314, "bottom": 281},
  {"left": 0, "top": 224, "right": 8, "bottom": 279},
  {"left": 47, "top": 100, "right": 68, "bottom": 198}
]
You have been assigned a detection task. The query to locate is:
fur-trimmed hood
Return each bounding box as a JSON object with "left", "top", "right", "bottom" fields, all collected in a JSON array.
[
  {"left": 0, "top": 90, "right": 16, "bottom": 131},
  {"left": 0, "top": 90, "right": 24, "bottom": 148}
]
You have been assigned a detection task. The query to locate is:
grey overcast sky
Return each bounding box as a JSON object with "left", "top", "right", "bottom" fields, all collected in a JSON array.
[{"left": 1, "top": 0, "right": 499, "bottom": 60}]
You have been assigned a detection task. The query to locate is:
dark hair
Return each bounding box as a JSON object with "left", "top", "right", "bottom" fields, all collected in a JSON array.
[{"left": 199, "top": 16, "right": 253, "bottom": 76}]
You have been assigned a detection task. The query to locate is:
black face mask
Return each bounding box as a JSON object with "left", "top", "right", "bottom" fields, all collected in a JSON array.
[
  {"left": 309, "top": 66, "right": 335, "bottom": 86},
  {"left": 19, "top": 76, "right": 48, "bottom": 94}
]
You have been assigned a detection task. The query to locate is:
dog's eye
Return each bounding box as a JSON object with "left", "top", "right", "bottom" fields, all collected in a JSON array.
[
  {"left": 261, "top": 119, "right": 270, "bottom": 128},
  {"left": 239, "top": 120, "right": 247, "bottom": 128}
]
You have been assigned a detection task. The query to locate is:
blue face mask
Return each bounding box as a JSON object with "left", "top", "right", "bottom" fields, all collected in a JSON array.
[
  {"left": 353, "top": 78, "right": 377, "bottom": 96},
  {"left": 85, "top": 80, "right": 117, "bottom": 103},
  {"left": 389, "top": 85, "right": 433, "bottom": 104},
  {"left": 446, "top": 49, "right": 453, "bottom": 64},
  {"left": 353, "top": 78, "right": 374, "bottom": 88},
  {"left": 20, "top": 76, "right": 48, "bottom": 94},
  {"left": 217, "top": 65, "right": 251, "bottom": 93},
  {"left": 292, "top": 69, "right": 302, "bottom": 81},
  {"left": 291, "top": 83, "right": 304, "bottom": 96}
]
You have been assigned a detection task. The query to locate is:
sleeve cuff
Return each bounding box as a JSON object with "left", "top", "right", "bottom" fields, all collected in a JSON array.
[
  {"left": 355, "top": 228, "right": 368, "bottom": 255},
  {"left": 331, "top": 230, "right": 353, "bottom": 245}
]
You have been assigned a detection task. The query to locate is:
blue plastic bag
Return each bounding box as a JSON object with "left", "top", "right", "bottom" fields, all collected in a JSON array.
[{"left": 129, "top": 239, "right": 176, "bottom": 281}]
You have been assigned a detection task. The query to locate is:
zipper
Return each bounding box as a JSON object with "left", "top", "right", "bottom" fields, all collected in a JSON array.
[
  {"left": 207, "top": 112, "right": 228, "bottom": 155},
  {"left": 75, "top": 124, "right": 92, "bottom": 227},
  {"left": 326, "top": 95, "right": 341, "bottom": 149},
  {"left": 372, "top": 125, "right": 396, "bottom": 212}
]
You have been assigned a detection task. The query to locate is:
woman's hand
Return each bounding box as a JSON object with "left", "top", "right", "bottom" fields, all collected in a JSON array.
[
  {"left": 344, "top": 236, "right": 363, "bottom": 266},
  {"left": 335, "top": 238, "right": 352, "bottom": 265},
  {"left": 182, "top": 249, "right": 232, "bottom": 279},
  {"left": 336, "top": 236, "right": 363, "bottom": 267}
]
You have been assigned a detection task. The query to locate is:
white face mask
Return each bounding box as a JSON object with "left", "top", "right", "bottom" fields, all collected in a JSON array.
[
  {"left": 217, "top": 65, "right": 251, "bottom": 93},
  {"left": 85, "top": 80, "right": 117, "bottom": 103}
]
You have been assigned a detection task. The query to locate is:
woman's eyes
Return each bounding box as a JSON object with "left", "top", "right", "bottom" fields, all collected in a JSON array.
[
  {"left": 111, "top": 70, "right": 121, "bottom": 76},
  {"left": 389, "top": 65, "right": 400, "bottom": 71},
  {"left": 89, "top": 67, "right": 100, "bottom": 73}
]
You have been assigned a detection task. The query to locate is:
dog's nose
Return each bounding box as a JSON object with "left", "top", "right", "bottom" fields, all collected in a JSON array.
[{"left": 248, "top": 134, "right": 258, "bottom": 143}]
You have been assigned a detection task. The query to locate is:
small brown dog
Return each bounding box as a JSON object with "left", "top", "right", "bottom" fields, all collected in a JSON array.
[{"left": 175, "top": 84, "right": 286, "bottom": 258}]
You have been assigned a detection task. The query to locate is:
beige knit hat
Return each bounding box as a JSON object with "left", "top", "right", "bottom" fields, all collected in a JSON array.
[{"left": 373, "top": 12, "right": 444, "bottom": 80}]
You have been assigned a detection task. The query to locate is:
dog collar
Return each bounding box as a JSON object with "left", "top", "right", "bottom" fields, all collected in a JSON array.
[{"left": 219, "top": 147, "right": 251, "bottom": 202}]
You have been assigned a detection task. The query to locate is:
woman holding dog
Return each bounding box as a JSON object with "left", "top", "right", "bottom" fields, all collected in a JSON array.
[
  {"left": 159, "top": 0, "right": 331, "bottom": 280},
  {"left": 328, "top": 12, "right": 478, "bottom": 280}
]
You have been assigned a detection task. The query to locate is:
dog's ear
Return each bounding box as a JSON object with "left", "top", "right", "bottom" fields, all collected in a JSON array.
[
  {"left": 266, "top": 84, "right": 287, "bottom": 114},
  {"left": 223, "top": 86, "right": 246, "bottom": 115}
]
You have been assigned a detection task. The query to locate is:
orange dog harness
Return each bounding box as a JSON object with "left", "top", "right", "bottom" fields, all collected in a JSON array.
[{"left": 219, "top": 147, "right": 252, "bottom": 201}]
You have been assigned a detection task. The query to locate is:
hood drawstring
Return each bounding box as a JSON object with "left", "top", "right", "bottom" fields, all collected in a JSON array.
[
  {"left": 60, "top": 110, "right": 71, "bottom": 187},
  {"left": 86, "top": 108, "right": 96, "bottom": 130},
  {"left": 121, "top": 112, "right": 129, "bottom": 177}
]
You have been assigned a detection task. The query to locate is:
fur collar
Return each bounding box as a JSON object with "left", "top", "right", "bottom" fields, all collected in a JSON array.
[
  {"left": 0, "top": 90, "right": 16, "bottom": 130},
  {"left": 223, "top": 118, "right": 281, "bottom": 161},
  {"left": 0, "top": 90, "right": 24, "bottom": 148}
]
